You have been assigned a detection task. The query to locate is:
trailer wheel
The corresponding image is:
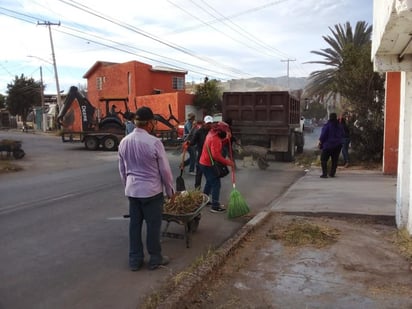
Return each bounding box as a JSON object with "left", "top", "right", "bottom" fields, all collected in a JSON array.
[
  {"left": 102, "top": 135, "right": 118, "bottom": 151},
  {"left": 84, "top": 136, "right": 99, "bottom": 150},
  {"left": 13, "top": 149, "right": 25, "bottom": 159}
]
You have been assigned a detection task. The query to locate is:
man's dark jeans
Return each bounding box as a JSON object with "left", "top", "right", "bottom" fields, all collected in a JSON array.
[{"left": 128, "top": 193, "right": 164, "bottom": 267}]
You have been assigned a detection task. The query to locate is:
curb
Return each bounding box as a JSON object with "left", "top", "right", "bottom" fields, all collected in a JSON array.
[
  {"left": 156, "top": 210, "right": 272, "bottom": 308},
  {"left": 154, "top": 172, "right": 306, "bottom": 308}
]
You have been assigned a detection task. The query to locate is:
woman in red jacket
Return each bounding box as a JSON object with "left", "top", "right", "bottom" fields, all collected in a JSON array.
[{"left": 198, "top": 122, "right": 235, "bottom": 213}]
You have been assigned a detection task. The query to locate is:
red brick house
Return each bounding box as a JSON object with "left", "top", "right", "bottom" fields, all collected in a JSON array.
[{"left": 82, "top": 60, "right": 195, "bottom": 126}]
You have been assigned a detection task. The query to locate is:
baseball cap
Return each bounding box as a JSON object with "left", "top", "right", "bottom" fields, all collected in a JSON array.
[
  {"left": 136, "top": 106, "right": 154, "bottom": 121},
  {"left": 203, "top": 115, "right": 213, "bottom": 123}
]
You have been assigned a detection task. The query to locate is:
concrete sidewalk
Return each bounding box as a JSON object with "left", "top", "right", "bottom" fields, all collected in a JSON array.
[
  {"left": 177, "top": 164, "right": 412, "bottom": 309},
  {"left": 271, "top": 167, "right": 397, "bottom": 217},
  {"left": 159, "top": 167, "right": 406, "bottom": 308}
]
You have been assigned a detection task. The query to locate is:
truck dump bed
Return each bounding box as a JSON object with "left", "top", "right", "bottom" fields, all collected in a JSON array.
[{"left": 222, "top": 91, "right": 301, "bottom": 148}]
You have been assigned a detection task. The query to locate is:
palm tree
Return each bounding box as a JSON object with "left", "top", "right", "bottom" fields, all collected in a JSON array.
[
  {"left": 305, "top": 21, "right": 386, "bottom": 162},
  {"left": 304, "top": 21, "right": 372, "bottom": 98}
]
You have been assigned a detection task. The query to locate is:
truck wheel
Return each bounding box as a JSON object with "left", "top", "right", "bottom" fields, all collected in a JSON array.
[
  {"left": 84, "top": 136, "right": 99, "bottom": 150},
  {"left": 283, "top": 133, "right": 296, "bottom": 162},
  {"left": 102, "top": 136, "right": 118, "bottom": 151},
  {"left": 295, "top": 132, "right": 304, "bottom": 154}
]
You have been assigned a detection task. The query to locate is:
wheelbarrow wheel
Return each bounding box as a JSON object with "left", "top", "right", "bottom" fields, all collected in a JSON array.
[{"left": 13, "top": 149, "right": 25, "bottom": 159}]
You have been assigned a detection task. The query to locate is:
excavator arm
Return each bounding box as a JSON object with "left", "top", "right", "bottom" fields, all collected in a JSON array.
[{"left": 57, "top": 86, "right": 97, "bottom": 131}]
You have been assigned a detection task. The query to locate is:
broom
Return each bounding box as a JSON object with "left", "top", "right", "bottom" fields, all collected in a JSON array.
[
  {"left": 227, "top": 142, "right": 250, "bottom": 219},
  {"left": 176, "top": 146, "right": 186, "bottom": 192}
]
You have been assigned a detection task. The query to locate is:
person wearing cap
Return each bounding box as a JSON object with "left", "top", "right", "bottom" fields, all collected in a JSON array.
[
  {"left": 118, "top": 106, "right": 174, "bottom": 271},
  {"left": 198, "top": 121, "right": 235, "bottom": 213},
  {"left": 185, "top": 115, "right": 214, "bottom": 189},
  {"left": 182, "top": 112, "right": 197, "bottom": 175}
]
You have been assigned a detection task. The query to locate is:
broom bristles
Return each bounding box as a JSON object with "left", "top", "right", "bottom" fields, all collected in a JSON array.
[{"left": 228, "top": 188, "right": 250, "bottom": 219}]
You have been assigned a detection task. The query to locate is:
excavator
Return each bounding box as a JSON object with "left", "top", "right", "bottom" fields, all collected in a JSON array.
[{"left": 57, "top": 86, "right": 183, "bottom": 150}]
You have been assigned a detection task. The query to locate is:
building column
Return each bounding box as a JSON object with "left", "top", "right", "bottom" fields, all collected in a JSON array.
[
  {"left": 396, "top": 72, "right": 412, "bottom": 230},
  {"left": 383, "top": 72, "right": 400, "bottom": 175}
]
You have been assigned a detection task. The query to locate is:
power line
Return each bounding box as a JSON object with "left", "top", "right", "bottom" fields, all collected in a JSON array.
[
  {"left": 55, "top": 27, "right": 241, "bottom": 79},
  {"left": 0, "top": 5, "right": 247, "bottom": 79},
  {"left": 168, "top": 0, "right": 284, "bottom": 59},
  {"left": 57, "top": 0, "right": 250, "bottom": 77},
  {"left": 195, "top": 0, "right": 291, "bottom": 59}
]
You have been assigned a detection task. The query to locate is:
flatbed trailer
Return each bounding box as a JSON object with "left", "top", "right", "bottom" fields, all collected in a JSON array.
[{"left": 61, "top": 131, "right": 124, "bottom": 151}]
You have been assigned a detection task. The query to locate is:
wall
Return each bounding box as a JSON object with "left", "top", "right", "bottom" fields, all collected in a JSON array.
[
  {"left": 383, "top": 72, "right": 400, "bottom": 175},
  {"left": 135, "top": 92, "right": 195, "bottom": 130}
]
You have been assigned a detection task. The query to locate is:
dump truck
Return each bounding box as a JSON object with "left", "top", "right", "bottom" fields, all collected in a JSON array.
[
  {"left": 57, "top": 86, "right": 183, "bottom": 151},
  {"left": 222, "top": 91, "right": 304, "bottom": 162}
]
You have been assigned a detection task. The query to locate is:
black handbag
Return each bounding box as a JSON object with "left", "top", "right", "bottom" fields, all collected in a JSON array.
[{"left": 206, "top": 145, "right": 229, "bottom": 178}]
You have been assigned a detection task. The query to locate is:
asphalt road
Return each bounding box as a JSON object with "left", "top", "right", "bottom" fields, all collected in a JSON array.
[{"left": 0, "top": 130, "right": 305, "bottom": 308}]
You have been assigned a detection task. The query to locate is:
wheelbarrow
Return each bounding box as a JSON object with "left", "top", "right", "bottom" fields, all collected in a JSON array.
[
  {"left": 0, "top": 139, "right": 25, "bottom": 159},
  {"left": 162, "top": 193, "right": 209, "bottom": 248},
  {"left": 123, "top": 194, "right": 209, "bottom": 248}
]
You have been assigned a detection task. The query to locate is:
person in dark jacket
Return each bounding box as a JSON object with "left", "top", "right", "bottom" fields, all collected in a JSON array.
[
  {"left": 184, "top": 115, "right": 214, "bottom": 189},
  {"left": 182, "top": 113, "right": 196, "bottom": 174},
  {"left": 222, "top": 117, "right": 237, "bottom": 158},
  {"left": 318, "top": 112, "right": 344, "bottom": 178}
]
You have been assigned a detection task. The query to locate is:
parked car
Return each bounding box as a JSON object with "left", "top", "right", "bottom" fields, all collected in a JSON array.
[{"left": 303, "top": 119, "right": 315, "bottom": 133}]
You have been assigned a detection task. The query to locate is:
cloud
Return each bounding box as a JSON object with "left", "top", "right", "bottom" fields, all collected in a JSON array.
[{"left": 0, "top": 0, "right": 372, "bottom": 94}]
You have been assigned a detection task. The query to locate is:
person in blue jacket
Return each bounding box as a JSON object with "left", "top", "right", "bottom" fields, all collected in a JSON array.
[
  {"left": 124, "top": 112, "right": 136, "bottom": 135},
  {"left": 318, "top": 112, "right": 344, "bottom": 178}
]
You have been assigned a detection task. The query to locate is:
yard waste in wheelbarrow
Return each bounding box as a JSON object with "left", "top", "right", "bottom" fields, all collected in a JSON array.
[
  {"left": 162, "top": 190, "right": 209, "bottom": 248},
  {"left": 123, "top": 191, "right": 209, "bottom": 248}
]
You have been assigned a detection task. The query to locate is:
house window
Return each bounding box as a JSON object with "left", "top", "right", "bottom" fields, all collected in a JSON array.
[
  {"left": 96, "top": 76, "right": 105, "bottom": 90},
  {"left": 172, "top": 76, "right": 184, "bottom": 90}
]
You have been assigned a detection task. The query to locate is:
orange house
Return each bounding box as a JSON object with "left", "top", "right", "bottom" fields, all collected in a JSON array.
[{"left": 82, "top": 60, "right": 195, "bottom": 125}]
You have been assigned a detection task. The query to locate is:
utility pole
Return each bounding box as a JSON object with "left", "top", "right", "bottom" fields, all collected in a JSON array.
[
  {"left": 40, "top": 66, "right": 47, "bottom": 132},
  {"left": 37, "top": 21, "right": 62, "bottom": 110},
  {"left": 281, "top": 58, "right": 296, "bottom": 90}
]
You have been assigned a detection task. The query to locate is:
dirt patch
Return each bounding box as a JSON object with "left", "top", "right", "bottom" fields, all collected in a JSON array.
[
  {"left": 163, "top": 213, "right": 412, "bottom": 308},
  {"left": 0, "top": 159, "right": 23, "bottom": 173}
]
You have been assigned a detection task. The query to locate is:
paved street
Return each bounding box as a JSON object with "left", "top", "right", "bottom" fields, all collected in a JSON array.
[{"left": 0, "top": 130, "right": 304, "bottom": 308}]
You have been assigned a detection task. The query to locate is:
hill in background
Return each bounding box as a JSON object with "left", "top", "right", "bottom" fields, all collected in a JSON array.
[{"left": 221, "top": 76, "right": 308, "bottom": 92}]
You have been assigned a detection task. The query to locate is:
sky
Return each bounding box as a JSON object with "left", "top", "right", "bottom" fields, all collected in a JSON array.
[{"left": 0, "top": 0, "right": 373, "bottom": 95}]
